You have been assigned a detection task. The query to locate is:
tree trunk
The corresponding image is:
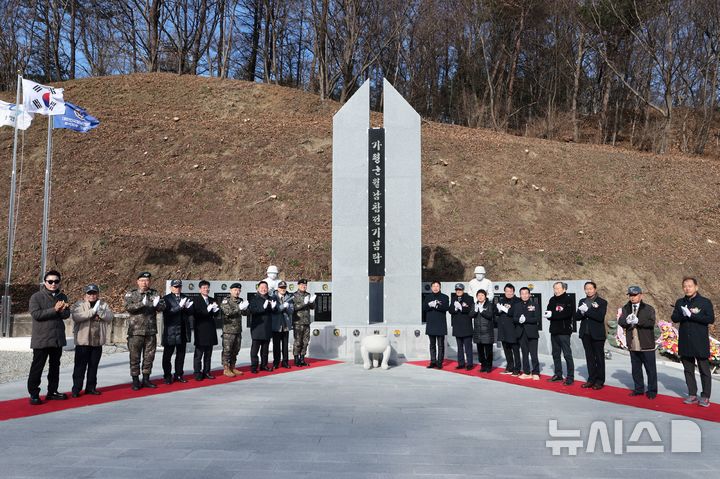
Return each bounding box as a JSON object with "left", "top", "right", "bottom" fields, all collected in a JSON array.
[
  {"left": 571, "top": 28, "right": 585, "bottom": 142},
  {"left": 148, "top": 0, "right": 162, "bottom": 72},
  {"left": 69, "top": 0, "right": 76, "bottom": 79},
  {"left": 246, "top": 0, "right": 262, "bottom": 81}
]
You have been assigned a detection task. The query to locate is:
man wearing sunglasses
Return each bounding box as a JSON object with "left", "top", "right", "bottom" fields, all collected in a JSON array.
[{"left": 27, "top": 270, "right": 71, "bottom": 405}]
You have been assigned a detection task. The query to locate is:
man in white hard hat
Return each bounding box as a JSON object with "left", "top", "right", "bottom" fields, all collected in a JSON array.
[
  {"left": 263, "top": 265, "right": 280, "bottom": 293},
  {"left": 468, "top": 266, "right": 493, "bottom": 301}
]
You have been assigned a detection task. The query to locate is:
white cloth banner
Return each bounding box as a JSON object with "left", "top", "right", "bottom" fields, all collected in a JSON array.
[
  {"left": 22, "top": 78, "right": 66, "bottom": 115},
  {"left": 0, "top": 100, "right": 34, "bottom": 130}
]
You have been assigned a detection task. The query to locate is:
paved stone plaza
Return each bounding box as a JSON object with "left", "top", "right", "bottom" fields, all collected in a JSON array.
[{"left": 0, "top": 348, "right": 718, "bottom": 478}]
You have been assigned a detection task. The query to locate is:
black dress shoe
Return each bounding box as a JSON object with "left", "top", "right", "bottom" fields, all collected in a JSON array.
[
  {"left": 260, "top": 366, "right": 273, "bottom": 372},
  {"left": 455, "top": 365, "right": 465, "bottom": 370},
  {"left": 174, "top": 375, "right": 188, "bottom": 383},
  {"left": 426, "top": 363, "right": 436, "bottom": 369},
  {"left": 548, "top": 375, "right": 563, "bottom": 382},
  {"left": 194, "top": 373, "right": 204, "bottom": 381},
  {"left": 436, "top": 363, "right": 444, "bottom": 369},
  {"left": 592, "top": 384, "right": 604, "bottom": 390},
  {"left": 85, "top": 389, "right": 101, "bottom": 395},
  {"left": 71, "top": 391, "right": 80, "bottom": 398},
  {"left": 466, "top": 365, "right": 474, "bottom": 371},
  {"left": 629, "top": 391, "right": 644, "bottom": 397},
  {"left": 282, "top": 360, "right": 291, "bottom": 369},
  {"left": 581, "top": 382, "right": 595, "bottom": 389},
  {"left": 563, "top": 378, "right": 574, "bottom": 386},
  {"left": 29, "top": 396, "right": 42, "bottom": 406},
  {"left": 272, "top": 362, "right": 280, "bottom": 369},
  {"left": 204, "top": 372, "right": 216, "bottom": 380},
  {"left": 646, "top": 392, "right": 657, "bottom": 399},
  {"left": 163, "top": 376, "right": 173, "bottom": 385},
  {"left": 251, "top": 366, "right": 258, "bottom": 374},
  {"left": 46, "top": 392, "right": 68, "bottom": 400}
]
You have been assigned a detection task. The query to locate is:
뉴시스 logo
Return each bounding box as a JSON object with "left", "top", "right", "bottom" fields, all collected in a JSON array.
[{"left": 546, "top": 419, "right": 701, "bottom": 455}]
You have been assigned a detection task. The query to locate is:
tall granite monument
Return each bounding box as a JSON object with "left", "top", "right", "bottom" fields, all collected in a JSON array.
[{"left": 332, "top": 79, "right": 421, "bottom": 327}]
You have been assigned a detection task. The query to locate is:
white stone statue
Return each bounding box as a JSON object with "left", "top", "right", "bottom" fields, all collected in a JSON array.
[
  {"left": 263, "top": 265, "right": 280, "bottom": 293},
  {"left": 361, "top": 335, "right": 391, "bottom": 370},
  {"left": 468, "top": 266, "right": 493, "bottom": 300}
]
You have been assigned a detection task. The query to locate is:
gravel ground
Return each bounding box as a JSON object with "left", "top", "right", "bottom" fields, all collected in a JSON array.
[{"left": 0, "top": 344, "right": 128, "bottom": 384}]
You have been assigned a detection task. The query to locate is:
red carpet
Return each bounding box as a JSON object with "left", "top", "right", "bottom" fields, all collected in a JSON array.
[
  {"left": 0, "top": 358, "right": 340, "bottom": 422},
  {"left": 408, "top": 360, "right": 720, "bottom": 423}
]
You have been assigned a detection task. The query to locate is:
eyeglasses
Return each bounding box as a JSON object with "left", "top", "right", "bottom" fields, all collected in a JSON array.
[{"left": 46, "top": 279, "right": 60, "bottom": 285}]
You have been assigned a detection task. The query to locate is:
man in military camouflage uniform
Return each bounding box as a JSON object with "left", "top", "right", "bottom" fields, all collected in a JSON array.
[
  {"left": 219, "top": 282, "right": 248, "bottom": 377},
  {"left": 124, "top": 271, "right": 166, "bottom": 390},
  {"left": 292, "top": 279, "right": 315, "bottom": 367}
]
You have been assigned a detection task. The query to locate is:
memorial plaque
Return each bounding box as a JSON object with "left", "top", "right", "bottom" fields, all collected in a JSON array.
[
  {"left": 368, "top": 128, "right": 385, "bottom": 276},
  {"left": 314, "top": 292, "right": 332, "bottom": 322}
]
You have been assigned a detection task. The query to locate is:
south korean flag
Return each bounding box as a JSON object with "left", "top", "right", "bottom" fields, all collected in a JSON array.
[{"left": 22, "top": 78, "right": 66, "bottom": 115}]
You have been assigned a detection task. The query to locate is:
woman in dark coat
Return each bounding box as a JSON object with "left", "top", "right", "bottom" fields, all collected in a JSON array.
[
  {"left": 449, "top": 283, "right": 474, "bottom": 370},
  {"left": 471, "top": 290, "right": 495, "bottom": 373},
  {"left": 423, "top": 281, "right": 449, "bottom": 369}
]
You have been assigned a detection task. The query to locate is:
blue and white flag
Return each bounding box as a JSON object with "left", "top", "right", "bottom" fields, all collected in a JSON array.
[
  {"left": 53, "top": 101, "right": 99, "bottom": 132},
  {"left": 0, "top": 100, "right": 34, "bottom": 130},
  {"left": 22, "top": 78, "right": 66, "bottom": 115}
]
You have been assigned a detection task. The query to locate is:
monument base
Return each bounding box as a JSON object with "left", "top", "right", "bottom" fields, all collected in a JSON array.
[{"left": 304, "top": 324, "right": 588, "bottom": 364}]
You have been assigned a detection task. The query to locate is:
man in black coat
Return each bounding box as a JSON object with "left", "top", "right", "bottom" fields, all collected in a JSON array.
[
  {"left": 618, "top": 286, "right": 658, "bottom": 399},
  {"left": 471, "top": 289, "right": 494, "bottom": 373},
  {"left": 496, "top": 283, "right": 521, "bottom": 375},
  {"left": 545, "top": 281, "right": 576, "bottom": 385},
  {"left": 449, "top": 283, "right": 474, "bottom": 370},
  {"left": 27, "top": 270, "right": 71, "bottom": 405},
  {"left": 248, "top": 281, "right": 279, "bottom": 373},
  {"left": 191, "top": 280, "right": 219, "bottom": 380},
  {"left": 671, "top": 277, "right": 715, "bottom": 407},
  {"left": 422, "top": 281, "right": 449, "bottom": 369},
  {"left": 514, "top": 287, "right": 540, "bottom": 380},
  {"left": 161, "top": 279, "right": 193, "bottom": 384},
  {"left": 574, "top": 281, "right": 608, "bottom": 390}
]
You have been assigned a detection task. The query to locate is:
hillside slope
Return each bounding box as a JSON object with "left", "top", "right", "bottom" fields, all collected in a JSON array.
[{"left": 0, "top": 73, "right": 718, "bottom": 325}]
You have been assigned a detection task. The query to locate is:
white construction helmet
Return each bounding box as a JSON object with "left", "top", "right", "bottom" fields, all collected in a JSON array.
[
  {"left": 474, "top": 266, "right": 486, "bottom": 275},
  {"left": 266, "top": 265, "right": 279, "bottom": 274}
]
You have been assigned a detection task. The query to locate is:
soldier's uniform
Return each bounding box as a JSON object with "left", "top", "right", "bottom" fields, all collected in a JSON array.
[
  {"left": 292, "top": 283, "right": 314, "bottom": 366},
  {"left": 220, "top": 288, "right": 247, "bottom": 376},
  {"left": 124, "top": 280, "right": 166, "bottom": 388}
]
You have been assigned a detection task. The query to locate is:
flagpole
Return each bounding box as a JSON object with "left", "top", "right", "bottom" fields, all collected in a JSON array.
[
  {"left": 2, "top": 73, "right": 22, "bottom": 337},
  {"left": 39, "top": 115, "right": 54, "bottom": 284}
]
